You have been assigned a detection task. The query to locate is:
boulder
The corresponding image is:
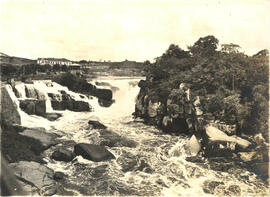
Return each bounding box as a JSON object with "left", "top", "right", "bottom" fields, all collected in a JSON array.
[
  {"left": 19, "top": 100, "right": 46, "bottom": 116},
  {"left": 162, "top": 116, "right": 189, "bottom": 133},
  {"left": 148, "top": 100, "right": 160, "bottom": 118},
  {"left": 1, "top": 85, "right": 21, "bottom": 125},
  {"left": 94, "top": 88, "right": 113, "bottom": 101},
  {"left": 98, "top": 99, "right": 114, "bottom": 107},
  {"left": 9, "top": 161, "right": 57, "bottom": 196},
  {"left": 19, "top": 128, "right": 59, "bottom": 149},
  {"left": 52, "top": 148, "right": 75, "bottom": 162},
  {"left": 72, "top": 100, "right": 91, "bottom": 112},
  {"left": 186, "top": 135, "right": 201, "bottom": 155},
  {"left": 203, "top": 126, "right": 251, "bottom": 157},
  {"left": 43, "top": 113, "right": 62, "bottom": 121},
  {"left": 53, "top": 171, "right": 65, "bottom": 181},
  {"left": 74, "top": 143, "right": 115, "bottom": 162},
  {"left": 88, "top": 120, "right": 107, "bottom": 129}
]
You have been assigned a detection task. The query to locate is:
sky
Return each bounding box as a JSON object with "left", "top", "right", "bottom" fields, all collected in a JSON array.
[{"left": 0, "top": 0, "right": 270, "bottom": 62}]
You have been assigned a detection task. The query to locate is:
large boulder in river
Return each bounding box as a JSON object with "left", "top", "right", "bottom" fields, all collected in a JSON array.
[
  {"left": 1, "top": 85, "right": 21, "bottom": 125},
  {"left": 203, "top": 126, "right": 251, "bottom": 157},
  {"left": 74, "top": 143, "right": 115, "bottom": 162},
  {"left": 9, "top": 161, "right": 57, "bottom": 196},
  {"left": 94, "top": 88, "right": 113, "bottom": 101}
]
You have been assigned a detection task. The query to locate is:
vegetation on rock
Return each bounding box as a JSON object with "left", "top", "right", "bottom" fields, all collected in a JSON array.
[{"left": 139, "top": 35, "right": 268, "bottom": 140}]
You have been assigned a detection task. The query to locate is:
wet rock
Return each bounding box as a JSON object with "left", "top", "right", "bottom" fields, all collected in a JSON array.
[
  {"left": 52, "top": 148, "right": 75, "bottom": 162},
  {"left": 203, "top": 126, "right": 251, "bottom": 157},
  {"left": 98, "top": 99, "right": 114, "bottom": 107},
  {"left": 186, "top": 135, "right": 201, "bottom": 155},
  {"left": 72, "top": 100, "right": 91, "bottom": 112},
  {"left": 88, "top": 120, "right": 107, "bottom": 129},
  {"left": 43, "top": 112, "right": 62, "bottom": 121},
  {"left": 1, "top": 85, "right": 21, "bottom": 125},
  {"left": 94, "top": 88, "right": 113, "bottom": 100},
  {"left": 9, "top": 161, "right": 57, "bottom": 196},
  {"left": 99, "top": 129, "right": 137, "bottom": 148},
  {"left": 19, "top": 128, "right": 59, "bottom": 150},
  {"left": 148, "top": 100, "right": 160, "bottom": 118},
  {"left": 203, "top": 180, "right": 224, "bottom": 194},
  {"left": 53, "top": 171, "right": 65, "bottom": 181},
  {"left": 74, "top": 143, "right": 115, "bottom": 162},
  {"left": 226, "top": 185, "right": 241, "bottom": 196},
  {"left": 162, "top": 116, "right": 189, "bottom": 134},
  {"left": 19, "top": 100, "right": 46, "bottom": 116}
]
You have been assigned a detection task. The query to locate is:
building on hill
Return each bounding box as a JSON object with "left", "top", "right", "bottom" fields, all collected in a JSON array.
[{"left": 37, "top": 58, "right": 72, "bottom": 66}]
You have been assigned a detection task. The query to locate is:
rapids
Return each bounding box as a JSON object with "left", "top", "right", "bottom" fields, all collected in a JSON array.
[{"left": 15, "top": 77, "right": 268, "bottom": 196}]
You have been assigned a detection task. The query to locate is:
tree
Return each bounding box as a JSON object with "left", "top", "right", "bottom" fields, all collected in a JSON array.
[
  {"left": 53, "top": 64, "right": 61, "bottom": 71},
  {"left": 188, "top": 35, "right": 219, "bottom": 57},
  {"left": 61, "top": 64, "right": 68, "bottom": 72},
  {"left": 221, "top": 43, "right": 241, "bottom": 53}
]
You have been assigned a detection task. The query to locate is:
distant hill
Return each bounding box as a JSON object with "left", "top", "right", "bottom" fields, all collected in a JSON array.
[{"left": 0, "top": 53, "right": 36, "bottom": 66}]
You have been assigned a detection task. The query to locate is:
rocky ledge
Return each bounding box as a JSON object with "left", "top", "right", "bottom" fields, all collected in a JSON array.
[{"left": 134, "top": 79, "right": 269, "bottom": 180}]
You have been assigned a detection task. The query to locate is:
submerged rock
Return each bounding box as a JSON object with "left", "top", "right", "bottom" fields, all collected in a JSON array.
[
  {"left": 88, "top": 120, "right": 107, "bottom": 129},
  {"left": 53, "top": 171, "right": 65, "bottom": 181},
  {"left": 43, "top": 112, "right": 62, "bottom": 121},
  {"left": 74, "top": 143, "right": 115, "bottom": 162},
  {"left": 52, "top": 148, "right": 75, "bottom": 162},
  {"left": 9, "top": 161, "right": 57, "bottom": 196}
]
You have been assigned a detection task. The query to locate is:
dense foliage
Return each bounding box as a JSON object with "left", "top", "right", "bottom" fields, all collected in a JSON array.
[{"left": 144, "top": 36, "right": 269, "bottom": 139}]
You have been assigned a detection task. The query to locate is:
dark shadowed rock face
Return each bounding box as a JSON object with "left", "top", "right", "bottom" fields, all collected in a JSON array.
[
  {"left": 74, "top": 143, "right": 115, "bottom": 162},
  {"left": 8, "top": 161, "right": 57, "bottom": 196},
  {"left": 94, "top": 89, "right": 113, "bottom": 101},
  {"left": 19, "top": 100, "right": 46, "bottom": 116},
  {"left": 88, "top": 120, "right": 107, "bottom": 129},
  {"left": 52, "top": 148, "right": 75, "bottom": 162}
]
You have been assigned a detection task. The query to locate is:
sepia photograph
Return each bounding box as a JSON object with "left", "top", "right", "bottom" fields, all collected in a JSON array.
[{"left": 0, "top": 0, "right": 269, "bottom": 196}]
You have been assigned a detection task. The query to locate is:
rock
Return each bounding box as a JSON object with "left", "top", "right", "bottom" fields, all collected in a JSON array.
[
  {"left": 138, "top": 80, "right": 147, "bottom": 88},
  {"left": 98, "top": 129, "right": 137, "bottom": 148},
  {"left": 19, "top": 100, "right": 46, "bottom": 116},
  {"left": 72, "top": 100, "right": 91, "bottom": 112},
  {"left": 43, "top": 112, "right": 62, "bottom": 121},
  {"left": 1, "top": 158, "right": 29, "bottom": 196},
  {"left": 88, "top": 120, "right": 107, "bottom": 129},
  {"left": 226, "top": 185, "right": 241, "bottom": 196},
  {"left": 202, "top": 180, "right": 224, "bottom": 194},
  {"left": 19, "top": 128, "right": 59, "bottom": 149},
  {"left": 9, "top": 161, "right": 57, "bottom": 196},
  {"left": 162, "top": 116, "right": 189, "bottom": 133},
  {"left": 253, "top": 162, "right": 269, "bottom": 179},
  {"left": 254, "top": 133, "right": 265, "bottom": 146},
  {"left": 53, "top": 171, "right": 65, "bottom": 181},
  {"left": 74, "top": 143, "right": 115, "bottom": 162},
  {"left": 1, "top": 85, "right": 21, "bottom": 125},
  {"left": 203, "top": 126, "right": 251, "bottom": 157},
  {"left": 148, "top": 100, "right": 160, "bottom": 118},
  {"left": 238, "top": 152, "right": 256, "bottom": 162},
  {"left": 186, "top": 135, "right": 201, "bottom": 155},
  {"left": 25, "top": 84, "right": 38, "bottom": 99},
  {"left": 94, "top": 88, "right": 113, "bottom": 100},
  {"left": 52, "top": 148, "right": 75, "bottom": 162},
  {"left": 98, "top": 99, "right": 114, "bottom": 107}
]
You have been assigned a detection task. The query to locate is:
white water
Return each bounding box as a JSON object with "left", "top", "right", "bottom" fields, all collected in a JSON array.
[{"left": 11, "top": 77, "right": 268, "bottom": 196}]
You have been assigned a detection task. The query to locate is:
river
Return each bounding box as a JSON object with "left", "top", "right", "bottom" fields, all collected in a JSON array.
[{"left": 17, "top": 77, "right": 268, "bottom": 196}]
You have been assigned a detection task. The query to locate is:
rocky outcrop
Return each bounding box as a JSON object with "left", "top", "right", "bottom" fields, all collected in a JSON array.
[
  {"left": 8, "top": 161, "right": 57, "bottom": 196},
  {"left": 49, "top": 92, "right": 91, "bottom": 112},
  {"left": 203, "top": 126, "right": 251, "bottom": 157},
  {"left": 19, "top": 99, "right": 46, "bottom": 116},
  {"left": 19, "top": 128, "right": 59, "bottom": 150},
  {"left": 1, "top": 85, "right": 21, "bottom": 125},
  {"left": 74, "top": 143, "right": 115, "bottom": 162}
]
